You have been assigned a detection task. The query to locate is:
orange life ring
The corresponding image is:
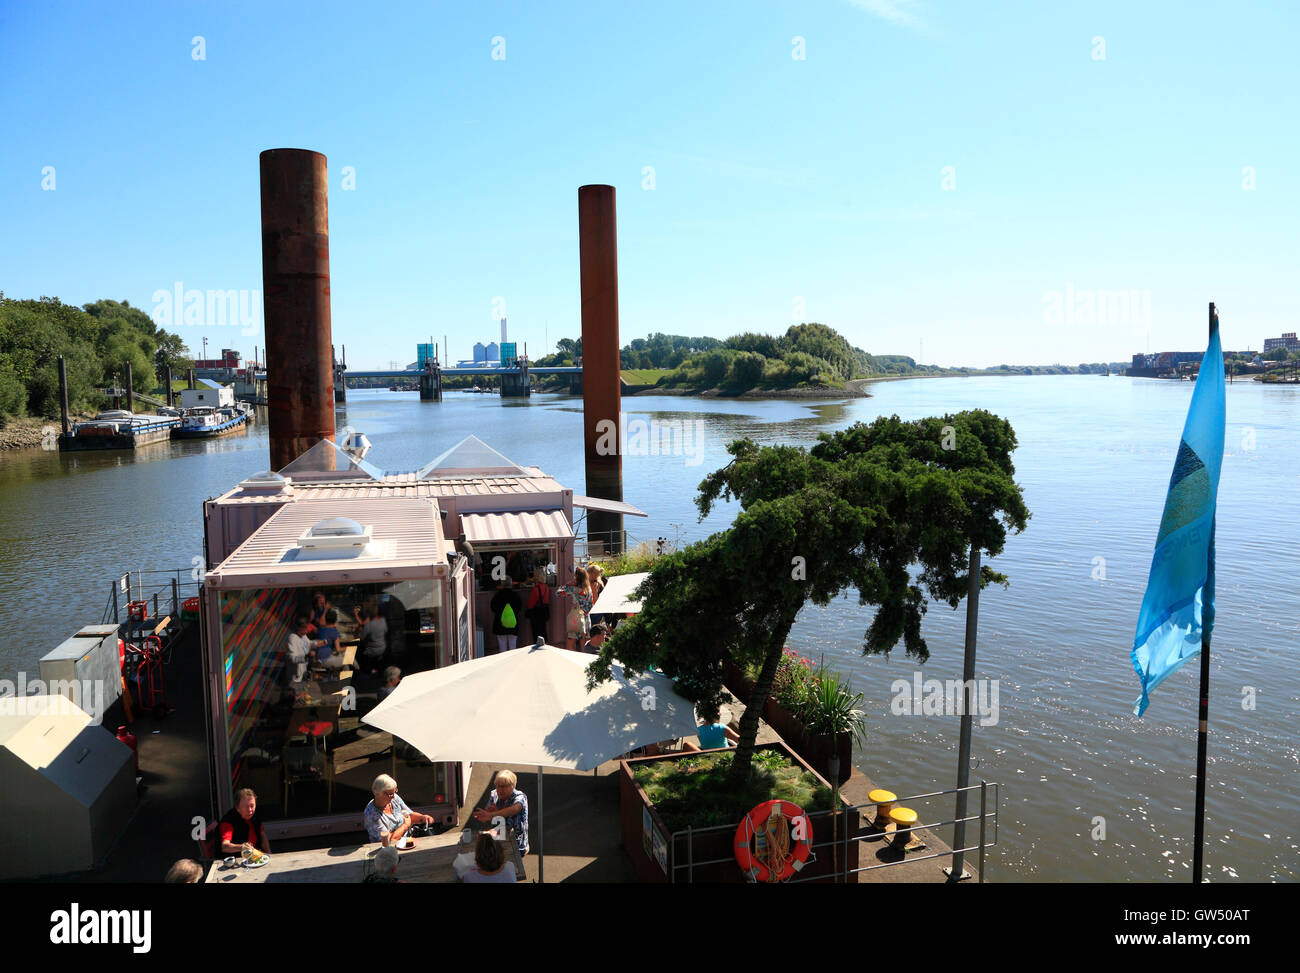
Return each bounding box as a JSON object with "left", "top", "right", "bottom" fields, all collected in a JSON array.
[
  {"left": 734, "top": 799, "right": 813, "bottom": 883},
  {"left": 181, "top": 597, "right": 200, "bottom": 613}
]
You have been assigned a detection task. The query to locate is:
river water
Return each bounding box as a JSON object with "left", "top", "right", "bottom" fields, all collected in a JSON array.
[{"left": 1, "top": 375, "right": 1296, "bottom": 882}]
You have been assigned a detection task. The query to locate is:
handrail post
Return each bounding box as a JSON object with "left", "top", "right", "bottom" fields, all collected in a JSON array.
[
  {"left": 172, "top": 577, "right": 180, "bottom": 621},
  {"left": 112, "top": 582, "right": 119, "bottom": 624},
  {"left": 687, "top": 825, "right": 693, "bottom": 883},
  {"left": 978, "top": 780, "right": 987, "bottom": 884}
]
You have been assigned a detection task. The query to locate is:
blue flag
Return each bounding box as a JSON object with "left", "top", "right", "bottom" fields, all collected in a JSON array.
[{"left": 1131, "top": 325, "right": 1226, "bottom": 716}]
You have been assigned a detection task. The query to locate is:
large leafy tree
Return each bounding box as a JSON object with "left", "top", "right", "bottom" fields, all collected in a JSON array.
[{"left": 587, "top": 409, "right": 1030, "bottom": 782}]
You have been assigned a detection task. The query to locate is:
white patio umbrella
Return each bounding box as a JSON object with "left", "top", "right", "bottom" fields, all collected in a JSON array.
[
  {"left": 362, "top": 640, "right": 700, "bottom": 881},
  {"left": 591, "top": 571, "right": 647, "bottom": 616}
]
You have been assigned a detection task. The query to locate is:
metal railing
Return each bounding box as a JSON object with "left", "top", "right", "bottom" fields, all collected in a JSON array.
[
  {"left": 101, "top": 566, "right": 203, "bottom": 630},
  {"left": 667, "top": 780, "right": 1000, "bottom": 884},
  {"left": 572, "top": 527, "right": 682, "bottom": 564}
]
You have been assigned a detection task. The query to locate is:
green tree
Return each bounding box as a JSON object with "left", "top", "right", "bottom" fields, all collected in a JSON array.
[
  {"left": 729, "top": 351, "right": 766, "bottom": 389},
  {"left": 588, "top": 410, "right": 1029, "bottom": 782}
]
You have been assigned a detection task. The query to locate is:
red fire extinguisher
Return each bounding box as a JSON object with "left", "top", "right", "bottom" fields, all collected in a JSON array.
[{"left": 117, "top": 725, "right": 138, "bottom": 774}]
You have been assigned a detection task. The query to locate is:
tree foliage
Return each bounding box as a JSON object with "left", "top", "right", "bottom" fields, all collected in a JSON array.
[
  {"left": 587, "top": 409, "right": 1029, "bottom": 782},
  {"left": 0, "top": 294, "right": 190, "bottom": 418}
]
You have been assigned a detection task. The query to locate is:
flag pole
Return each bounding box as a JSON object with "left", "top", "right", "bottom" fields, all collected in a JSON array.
[{"left": 1191, "top": 301, "right": 1218, "bottom": 883}]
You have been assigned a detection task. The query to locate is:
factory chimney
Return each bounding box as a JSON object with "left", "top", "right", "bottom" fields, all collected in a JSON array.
[{"left": 259, "top": 148, "right": 335, "bottom": 471}]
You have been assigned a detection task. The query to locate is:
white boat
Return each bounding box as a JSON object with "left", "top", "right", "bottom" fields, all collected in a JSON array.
[{"left": 175, "top": 406, "right": 249, "bottom": 438}]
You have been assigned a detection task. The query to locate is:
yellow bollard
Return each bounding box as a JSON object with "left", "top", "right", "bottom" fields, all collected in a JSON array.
[
  {"left": 868, "top": 789, "right": 896, "bottom": 831},
  {"left": 889, "top": 806, "right": 921, "bottom": 852}
]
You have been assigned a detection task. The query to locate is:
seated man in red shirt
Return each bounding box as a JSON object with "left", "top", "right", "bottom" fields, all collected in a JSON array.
[{"left": 219, "top": 788, "right": 271, "bottom": 857}]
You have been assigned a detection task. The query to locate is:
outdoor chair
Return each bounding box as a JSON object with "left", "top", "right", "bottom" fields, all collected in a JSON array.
[
  {"left": 283, "top": 736, "right": 331, "bottom": 814},
  {"left": 196, "top": 820, "right": 220, "bottom": 862}
]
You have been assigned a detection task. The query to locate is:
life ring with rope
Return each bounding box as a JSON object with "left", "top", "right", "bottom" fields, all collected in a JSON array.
[{"left": 733, "top": 799, "right": 813, "bottom": 882}]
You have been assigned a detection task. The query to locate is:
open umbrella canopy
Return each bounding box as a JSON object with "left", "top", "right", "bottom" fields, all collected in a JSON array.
[
  {"left": 592, "top": 571, "right": 647, "bottom": 616},
  {"left": 361, "top": 642, "right": 699, "bottom": 771}
]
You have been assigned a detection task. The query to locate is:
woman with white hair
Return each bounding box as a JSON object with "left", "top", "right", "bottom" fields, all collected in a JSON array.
[
  {"left": 363, "top": 774, "right": 435, "bottom": 846},
  {"left": 471, "top": 769, "right": 529, "bottom": 856}
]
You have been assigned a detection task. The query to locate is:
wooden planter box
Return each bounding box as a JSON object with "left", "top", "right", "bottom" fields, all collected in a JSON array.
[{"left": 620, "top": 741, "right": 860, "bottom": 884}]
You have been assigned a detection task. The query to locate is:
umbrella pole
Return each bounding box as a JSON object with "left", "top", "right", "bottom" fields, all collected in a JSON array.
[{"left": 538, "top": 764, "right": 544, "bottom": 884}]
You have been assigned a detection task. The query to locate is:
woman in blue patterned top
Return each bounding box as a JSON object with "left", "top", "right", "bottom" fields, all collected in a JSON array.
[
  {"left": 472, "top": 770, "right": 529, "bottom": 856},
  {"left": 363, "top": 774, "right": 434, "bottom": 846}
]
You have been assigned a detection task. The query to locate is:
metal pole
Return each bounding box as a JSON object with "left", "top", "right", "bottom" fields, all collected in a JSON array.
[
  {"left": 57, "top": 356, "right": 70, "bottom": 434},
  {"left": 538, "top": 765, "right": 544, "bottom": 884},
  {"left": 111, "top": 582, "right": 119, "bottom": 624},
  {"left": 978, "top": 780, "right": 987, "bottom": 883},
  {"left": 828, "top": 753, "right": 840, "bottom": 881},
  {"left": 687, "top": 825, "right": 693, "bottom": 883},
  {"left": 172, "top": 577, "right": 180, "bottom": 621},
  {"left": 1193, "top": 301, "right": 1218, "bottom": 883},
  {"left": 947, "top": 545, "right": 981, "bottom": 881}
]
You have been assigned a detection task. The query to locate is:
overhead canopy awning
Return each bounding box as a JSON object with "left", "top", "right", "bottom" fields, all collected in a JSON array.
[
  {"left": 572, "top": 494, "right": 648, "bottom": 517},
  {"left": 461, "top": 510, "right": 574, "bottom": 545},
  {"left": 592, "top": 571, "right": 648, "bottom": 615}
]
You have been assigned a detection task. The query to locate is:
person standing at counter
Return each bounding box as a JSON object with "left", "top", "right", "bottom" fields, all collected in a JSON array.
[
  {"left": 523, "top": 570, "right": 552, "bottom": 645},
  {"left": 490, "top": 578, "right": 523, "bottom": 652},
  {"left": 562, "top": 567, "right": 594, "bottom": 651}
]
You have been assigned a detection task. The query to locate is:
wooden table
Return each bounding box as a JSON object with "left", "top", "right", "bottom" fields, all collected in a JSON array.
[{"left": 205, "top": 830, "right": 526, "bottom": 884}]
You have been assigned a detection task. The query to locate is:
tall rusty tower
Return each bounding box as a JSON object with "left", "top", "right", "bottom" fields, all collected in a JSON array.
[
  {"left": 260, "top": 148, "right": 335, "bottom": 472},
  {"left": 578, "top": 184, "right": 624, "bottom": 552}
]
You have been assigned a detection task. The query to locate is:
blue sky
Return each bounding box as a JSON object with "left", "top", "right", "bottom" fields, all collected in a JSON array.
[{"left": 2, "top": 0, "right": 1296, "bottom": 368}]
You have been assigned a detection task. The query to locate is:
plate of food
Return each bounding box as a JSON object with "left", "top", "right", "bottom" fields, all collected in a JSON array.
[
  {"left": 244, "top": 851, "right": 270, "bottom": 867},
  {"left": 395, "top": 837, "right": 415, "bottom": 849}
]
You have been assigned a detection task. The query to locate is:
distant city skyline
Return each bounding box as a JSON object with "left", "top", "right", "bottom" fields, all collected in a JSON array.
[{"left": 3, "top": 1, "right": 1296, "bottom": 370}]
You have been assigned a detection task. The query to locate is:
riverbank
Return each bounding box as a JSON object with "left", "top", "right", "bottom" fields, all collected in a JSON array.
[{"left": 0, "top": 414, "right": 93, "bottom": 451}]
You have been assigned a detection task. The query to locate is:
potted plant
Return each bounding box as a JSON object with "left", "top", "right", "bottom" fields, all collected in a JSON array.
[{"left": 798, "top": 668, "right": 866, "bottom": 784}]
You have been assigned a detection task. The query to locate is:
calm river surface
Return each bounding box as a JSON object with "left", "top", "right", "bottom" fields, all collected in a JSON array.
[{"left": 2, "top": 375, "right": 1296, "bottom": 882}]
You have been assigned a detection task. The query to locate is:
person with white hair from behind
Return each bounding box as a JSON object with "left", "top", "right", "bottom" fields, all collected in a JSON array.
[{"left": 363, "top": 845, "right": 401, "bottom": 883}]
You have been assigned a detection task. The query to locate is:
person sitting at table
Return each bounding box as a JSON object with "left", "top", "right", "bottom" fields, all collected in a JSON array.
[
  {"left": 308, "top": 590, "right": 333, "bottom": 631},
  {"left": 377, "top": 666, "right": 402, "bottom": 701},
  {"left": 218, "top": 788, "right": 271, "bottom": 857},
  {"left": 362, "top": 845, "right": 402, "bottom": 883},
  {"left": 164, "top": 858, "right": 204, "bottom": 883},
  {"left": 353, "top": 602, "right": 388, "bottom": 675},
  {"left": 285, "top": 616, "right": 313, "bottom": 685},
  {"left": 311, "top": 608, "right": 345, "bottom": 670},
  {"left": 363, "top": 774, "right": 435, "bottom": 847},
  {"left": 472, "top": 770, "right": 529, "bottom": 856},
  {"left": 462, "top": 832, "right": 517, "bottom": 884}
]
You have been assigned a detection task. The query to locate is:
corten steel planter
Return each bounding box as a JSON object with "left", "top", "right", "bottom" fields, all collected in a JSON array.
[{"left": 619, "top": 741, "right": 860, "bottom": 884}]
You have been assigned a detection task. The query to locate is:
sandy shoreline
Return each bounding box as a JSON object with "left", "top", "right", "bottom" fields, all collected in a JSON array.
[{"left": 0, "top": 414, "right": 95, "bottom": 451}]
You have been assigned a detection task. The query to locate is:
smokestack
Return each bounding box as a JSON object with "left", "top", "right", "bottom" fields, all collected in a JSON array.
[
  {"left": 578, "top": 184, "right": 623, "bottom": 552},
  {"left": 259, "top": 148, "right": 335, "bottom": 471},
  {"left": 501, "top": 317, "right": 507, "bottom": 345}
]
